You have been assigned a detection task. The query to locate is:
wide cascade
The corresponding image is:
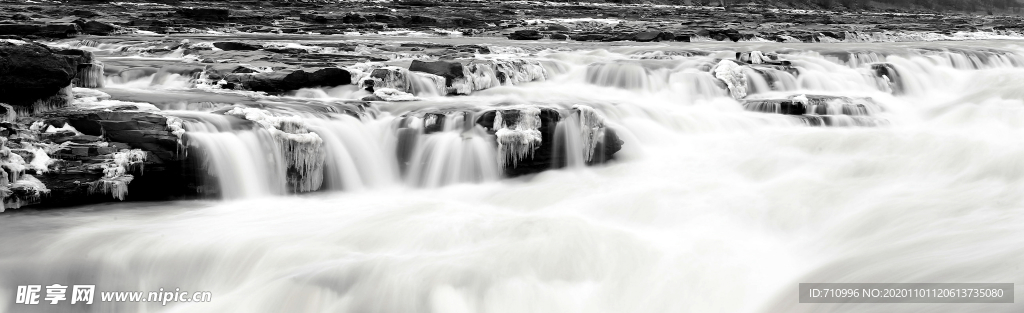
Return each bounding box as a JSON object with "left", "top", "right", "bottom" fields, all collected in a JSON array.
[{"left": 2, "top": 36, "right": 1024, "bottom": 313}]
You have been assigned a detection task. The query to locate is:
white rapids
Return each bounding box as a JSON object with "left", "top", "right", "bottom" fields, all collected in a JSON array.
[{"left": 1, "top": 39, "right": 1024, "bottom": 313}]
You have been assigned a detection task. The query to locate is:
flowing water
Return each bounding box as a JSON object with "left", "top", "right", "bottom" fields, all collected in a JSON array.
[{"left": 2, "top": 38, "right": 1024, "bottom": 312}]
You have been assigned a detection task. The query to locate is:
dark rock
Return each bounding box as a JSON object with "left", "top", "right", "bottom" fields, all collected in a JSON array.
[
  {"left": 633, "top": 31, "right": 663, "bottom": 42},
  {"left": 0, "top": 42, "right": 78, "bottom": 109},
  {"left": 474, "top": 106, "right": 622, "bottom": 177},
  {"left": 71, "top": 10, "right": 101, "bottom": 18},
  {"left": 212, "top": 42, "right": 263, "bottom": 51},
  {"left": 263, "top": 47, "right": 306, "bottom": 54},
  {"left": 72, "top": 19, "right": 117, "bottom": 35},
  {"left": 177, "top": 8, "right": 229, "bottom": 20},
  {"left": 509, "top": 29, "right": 543, "bottom": 40},
  {"left": 226, "top": 68, "right": 352, "bottom": 93},
  {"left": 342, "top": 13, "right": 368, "bottom": 24},
  {"left": 550, "top": 33, "right": 569, "bottom": 40},
  {"left": 409, "top": 59, "right": 463, "bottom": 88},
  {"left": 573, "top": 33, "right": 613, "bottom": 41},
  {"left": 408, "top": 15, "right": 439, "bottom": 25},
  {"left": 0, "top": 23, "right": 80, "bottom": 38}
]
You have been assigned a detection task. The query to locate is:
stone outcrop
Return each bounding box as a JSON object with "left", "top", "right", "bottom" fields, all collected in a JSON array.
[
  {"left": 0, "top": 23, "right": 80, "bottom": 38},
  {"left": 224, "top": 68, "right": 352, "bottom": 93},
  {"left": 0, "top": 41, "right": 81, "bottom": 113}
]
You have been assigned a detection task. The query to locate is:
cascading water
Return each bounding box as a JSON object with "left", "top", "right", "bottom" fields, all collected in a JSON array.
[
  {"left": 4, "top": 39, "right": 1024, "bottom": 313},
  {"left": 171, "top": 112, "right": 288, "bottom": 199}
]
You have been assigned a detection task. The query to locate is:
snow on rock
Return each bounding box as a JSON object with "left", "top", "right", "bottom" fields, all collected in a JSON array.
[
  {"left": 713, "top": 59, "right": 748, "bottom": 99},
  {"left": 88, "top": 148, "right": 147, "bottom": 201},
  {"left": 372, "top": 88, "right": 419, "bottom": 101}
]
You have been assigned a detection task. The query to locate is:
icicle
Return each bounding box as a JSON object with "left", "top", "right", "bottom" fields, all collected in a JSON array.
[
  {"left": 75, "top": 60, "right": 105, "bottom": 88},
  {"left": 0, "top": 143, "right": 27, "bottom": 185},
  {"left": 224, "top": 107, "right": 326, "bottom": 192},
  {"left": 4, "top": 174, "right": 49, "bottom": 209},
  {"left": 367, "top": 66, "right": 446, "bottom": 96},
  {"left": 111, "top": 149, "right": 147, "bottom": 174},
  {"left": 166, "top": 116, "right": 186, "bottom": 143},
  {"left": 272, "top": 125, "right": 325, "bottom": 193},
  {"left": 572, "top": 105, "right": 607, "bottom": 162},
  {"left": 89, "top": 175, "right": 133, "bottom": 201},
  {"left": 19, "top": 85, "right": 73, "bottom": 116},
  {"left": 493, "top": 107, "right": 543, "bottom": 168}
]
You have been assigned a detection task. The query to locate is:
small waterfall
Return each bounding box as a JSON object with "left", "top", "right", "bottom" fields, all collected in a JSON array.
[
  {"left": 402, "top": 112, "right": 501, "bottom": 187},
  {"left": 668, "top": 70, "right": 728, "bottom": 100},
  {"left": 585, "top": 62, "right": 655, "bottom": 90},
  {"left": 365, "top": 66, "right": 446, "bottom": 96},
  {"left": 174, "top": 112, "right": 288, "bottom": 199},
  {"left": 552, "top": 105, "right": 610, "bottom": 169},
  {"left": 74, "top": 60, "right": 105, "bottom": 88},
  {"left": 306, "top": 115, "right": 400, "bottom": 191}
]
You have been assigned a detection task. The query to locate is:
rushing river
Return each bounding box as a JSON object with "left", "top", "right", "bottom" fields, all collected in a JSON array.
[{"left": 2, "top": 37, "right": 1024, "bottom": 312}]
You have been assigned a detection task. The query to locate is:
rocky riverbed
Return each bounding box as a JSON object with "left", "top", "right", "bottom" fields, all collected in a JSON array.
[{"left": 2, "top": 0, "right": 1024, "bottom": 42}]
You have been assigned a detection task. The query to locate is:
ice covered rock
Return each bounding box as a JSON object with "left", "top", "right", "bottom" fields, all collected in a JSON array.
[
  {"left": 365, "top": 66, "right": 446, "bottom": 96},
  {"left": 492, "top": 106, "right": 543, "bottom": 168},
  {"left": 224, "top": 107, "right": 326, "bottom": 192},
  {"left": 713, "top": 59, "right": 747, "bottom": 99},
  {"left": 369, "top": 88, "right": 419, "bottom": 101}
]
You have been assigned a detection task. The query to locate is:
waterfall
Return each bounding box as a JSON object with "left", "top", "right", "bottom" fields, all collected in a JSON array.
[{"left": 173, "top": 112, "right": 288, "bottom": 199}]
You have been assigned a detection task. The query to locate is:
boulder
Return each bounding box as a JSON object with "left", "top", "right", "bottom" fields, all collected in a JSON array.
[
  {"left": 0, "top": 42, "right": 79, "bottom": 110},
  {"left": 226, "top": 68, "right": 352, "bottom": 93},
  {"left": 73, "top": 19, "right": 117, "bottom": 35},
  {"left": 409, "top": 59, "right": 464, "bottom": 88},
  {"left": 509, "top": 30, "right": 544, "bottom": 40}
]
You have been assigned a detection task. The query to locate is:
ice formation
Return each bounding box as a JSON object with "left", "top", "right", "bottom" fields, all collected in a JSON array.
[
  {"left": 572, "top": 105, "right": 607, "bottom": 162},
  {"left": 0, "top": 103, "right": 15, "bottom": 123},
  {"left": 76, "top": 60, "right": 105, "bottom": 88},
  {"left": 113, "top": 149, "right": 147, "bottom": 174},
  {"left": 45, "top": 123, "right": 81, "bottom": 134},
  {"left": 165, "top": 116, "right": 187, "bottom": 142},
  {"left": 28, "top": 147, "right": 52, "bottom": 174},
  {"left": 20, "top": 85, "right": 73, "bottom": 115},
  {"left": 3, "top": 175, "right": 50, "bottom": 211},
  {"left": 749, "top": 51, "right": 765, "bottom": 64},
  {"left": 713, "top": 60, "right": 748, "bottom": 99},
  {"left": 493, "top": 107, "right": 543, "bottom": 168},
  {"left": 224, "top": 107, "right": 326, "bottom": 192},
  {"left": 365, "top": 66, "right": 447, "bottom": 96},
  {"left": 492, "top": 59, "right": 548, "bottom": 86},
  {"left": 372, "top": 88, "right": 419, "bottom": 101},
  {"left": 90, "top": 175, "right": 133, "bottom": 201}
]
